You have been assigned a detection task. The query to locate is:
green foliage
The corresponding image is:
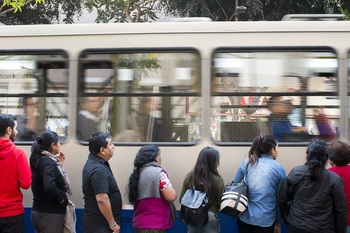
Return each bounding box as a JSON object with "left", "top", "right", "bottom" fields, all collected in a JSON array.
[
  {"left": 117, "top": 54, "right": 161, "bottom": 69},
  {"left": 1, "top": 0, "right": 44, "bottom": 13},
  {"left": 162, "top": 0, "right": 349, "bottom": 21},
  {"left": 84, "top": 0, "right": 162, "bottom": 23},
  {"left": 0, "top": 0, "right": 83, "bottom": 24}
]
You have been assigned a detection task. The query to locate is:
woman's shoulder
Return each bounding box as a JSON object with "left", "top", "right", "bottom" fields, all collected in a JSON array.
[{"left": 39, "top": 155, "right": 54, "bottom": 164}]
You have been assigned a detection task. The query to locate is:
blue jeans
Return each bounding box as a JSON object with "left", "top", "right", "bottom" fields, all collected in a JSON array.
[{"left": 187, "top": 211, "right": 220, "bottom": 233}]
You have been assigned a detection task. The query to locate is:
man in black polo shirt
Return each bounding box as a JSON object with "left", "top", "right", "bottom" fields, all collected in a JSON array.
[{"left": 82, "top": 132, "right": 122, "bottom": 233}]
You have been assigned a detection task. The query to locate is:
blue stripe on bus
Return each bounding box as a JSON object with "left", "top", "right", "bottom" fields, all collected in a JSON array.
[{"left": 24, "top": 208, "right": 287, "bottom": 233}]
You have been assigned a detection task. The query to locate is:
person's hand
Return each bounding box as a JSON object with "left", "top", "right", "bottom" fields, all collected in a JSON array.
[
  {"left": 109, "top": 222, "right": 120, "bottom": 233},
  {"left": 292, "top": 126, "right": 307, "bottom": 133},
  {"left": 58, "top": 152, "right": 65, "bottom": 165},
  {"left": 274, "top": 223, "right": 281, "bottom": 233}
]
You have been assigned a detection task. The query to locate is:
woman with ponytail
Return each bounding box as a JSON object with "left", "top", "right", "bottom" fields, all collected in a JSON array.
[
  {"left": 30, "top": 131, "right": 72, "bottom": 233},
  {"left": 279, "top": 138, "right": 347, "bottom": 233},
  {"left": 234, "top": 134, "right": 286, "bottom": 233}
]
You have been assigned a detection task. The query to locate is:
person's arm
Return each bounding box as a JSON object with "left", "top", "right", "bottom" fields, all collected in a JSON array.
[
  {"left": 332, "top": 178, "right": 347, "bottom": 233},
  {"left": 179, "top": 173, "right": 190, "bottom": 203},
  {"left": 278, "top": 176, "right": 291, "bottom": 224},
  {"left": 96, "top": 193, "right": 120, "bottom": 233},
  {"left": 17, "top": 150, "right": 31, "bottom": 189},
  {"left": 216, "top": 176, "right": 225, "bottom": 209},
  {"left": 42, "top": 160, "right": 68, "bottom": 205},
  {"left": 233, "top": 162, "right": 245, "bottom": 183},
  {"left": 160, "top": 171, "right": 176, "bottom": 202},
  {"left": 161, "top": 187, "right": 177, "bottom": 202}
]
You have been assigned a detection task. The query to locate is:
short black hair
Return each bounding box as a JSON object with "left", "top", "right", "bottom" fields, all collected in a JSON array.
[
  {"left": 0, "top": 114, "right": 16, "bottom": 136},
  {"left": 88, "top": 132, "right": 112, "bottom": 154}
]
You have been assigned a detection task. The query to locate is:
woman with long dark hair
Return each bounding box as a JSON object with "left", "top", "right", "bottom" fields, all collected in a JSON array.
[
  {"left": 30, "top": 131, "right": 71, "bottom": 233},
  {"left": 127, "top": 144, "right": 177, "bottom": 233},
  {"left": 234, "top": 134, "right": 286, "bottom": 233},
  {"left": 180, "top": 146, "right": 224, "bottom": 233},
  {"left": 279, "top": 138, "right": 347, "bottom": 233}
]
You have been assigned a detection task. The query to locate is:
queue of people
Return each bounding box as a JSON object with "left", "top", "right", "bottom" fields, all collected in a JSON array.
[{"left": 0, "top": 112, "right": 350, "bottom": 233}]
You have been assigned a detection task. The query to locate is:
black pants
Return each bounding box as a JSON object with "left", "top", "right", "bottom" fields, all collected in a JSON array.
[
  {"left": 237, "top": 218, "right": 275, "bottom": 233},
  {"left": 0, "top": 214, "right": 25, "bottom": 233}
]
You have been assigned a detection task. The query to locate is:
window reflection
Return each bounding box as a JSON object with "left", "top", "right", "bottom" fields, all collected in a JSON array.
[
  {"left": 79, "top": 50, "right": 201, "bottom": 143},
  {"left": 212, "top": 50, "right": 339, "bottom": 143}
]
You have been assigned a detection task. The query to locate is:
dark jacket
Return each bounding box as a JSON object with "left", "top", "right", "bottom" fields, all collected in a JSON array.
[
  {"left": 279, "top": 164, "right": 347, "bottom": 233},
  {"left": 31, "top": 156, "right": 68, "bottom": 214}
]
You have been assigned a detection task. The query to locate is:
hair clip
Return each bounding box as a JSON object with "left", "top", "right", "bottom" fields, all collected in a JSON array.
[{"left": 259, "top": 133, "right": 263, "bottom": 141}]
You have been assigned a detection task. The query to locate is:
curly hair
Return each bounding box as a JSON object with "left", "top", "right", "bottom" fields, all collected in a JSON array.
[{"left": 127, "top": 144, "right": 159, "bottom": 204}]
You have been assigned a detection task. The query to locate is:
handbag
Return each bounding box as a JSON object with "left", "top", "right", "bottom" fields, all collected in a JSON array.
[
  {"left": 180, "top": 188, "right": 209, "bottom": 226},
  {"left": 63, "top": 200, "right": 76, "bottom": 233},
  {"left": 220, "top": 178, "right": 248, "bottom": 218}
]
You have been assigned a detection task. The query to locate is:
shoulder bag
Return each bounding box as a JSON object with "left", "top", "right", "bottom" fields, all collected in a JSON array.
[{"left": 220, "top": 176, "right": 248, "bottom": 218}]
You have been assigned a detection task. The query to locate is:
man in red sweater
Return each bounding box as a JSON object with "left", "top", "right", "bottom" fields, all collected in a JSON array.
[{"left": 0, "top": 114, "right": 32, "bottom": 233}]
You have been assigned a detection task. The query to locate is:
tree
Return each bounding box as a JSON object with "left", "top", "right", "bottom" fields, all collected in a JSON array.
[
  {"left": 84, "top": 0, "right": 164, "bottom": 23},
  {"left": 0, "top": 0, "right": 83, "bottom": 24},
  {"left": 163, "top": 0, "right": 348, "bottom": 21}
]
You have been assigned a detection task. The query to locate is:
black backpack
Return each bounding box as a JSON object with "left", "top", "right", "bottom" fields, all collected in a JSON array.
[{"left": 180, "top": 185, "right": 209, "bottom": 227}]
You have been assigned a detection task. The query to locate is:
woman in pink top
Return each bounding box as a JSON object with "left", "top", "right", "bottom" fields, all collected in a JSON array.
[
  {"left": 327, "top": 140, "right": 350, "bottom": 233},
  {"left": 127, "top": 144, "right": 177, "bottom": 233}
]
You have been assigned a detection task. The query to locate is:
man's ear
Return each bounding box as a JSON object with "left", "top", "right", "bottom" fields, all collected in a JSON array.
[
  {"left": 6, "top": 126, "right": 12, "bottom": 136},
  {"left": 100, "top": 147, "right": 105, "bottom": 155}
]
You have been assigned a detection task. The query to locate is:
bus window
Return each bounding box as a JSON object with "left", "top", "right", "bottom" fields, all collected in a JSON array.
[
  {"left": 0, "top": 52, "right": 69, "bottom": 142},
  {"left": 78, "top": 50, "right": 201, "bottom": 143},
  {"left": 212, "top": 49, "right": 339, "bottom": 143}
]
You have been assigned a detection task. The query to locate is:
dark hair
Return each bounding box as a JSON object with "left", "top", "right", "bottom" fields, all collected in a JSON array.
[
  {"left": 30, "top": 131, "right": 59, "bottom": 172},
  {"left": 0, "top": 114, "right": 16, "bottom": 136},
  {"left": 306, "top": 138, "right": 328, "bottom": 180},
  {"left": 247, "top": 134, "right": 277, "bottom": 168},
  {"left": 127, "top": 144, "right": 160, "bottom": 204},
  {"left": 188, "top": 146, "right": 220, "bottom": 199},
  {"left": 326, "top": 140, "right": 350, "bottom": 166},
  {"left": 88, "top": 132, "right": 111, "bottom": 154}
]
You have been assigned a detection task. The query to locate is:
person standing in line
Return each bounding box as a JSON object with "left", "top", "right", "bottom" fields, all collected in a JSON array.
[
  {"left": 0, "top": 114, "right": 32, "bottom": 233},
  {"left": 279, "top": 139, "right": 347, "bottom": 233},
  {"left": 327, "top": 140, "right": 350, "bottom": 233},
  {"left": 30, "top": 130, "right": 72, "bottom": 233},
  {"left": 82, "top": 132, "right": 122, "bottom": 233},
  {"left": 180, "top": 146, "right": 224, "bottom": 233},
  {"left": 234, "top": 134, "right": 286, "bottom": 233},
  {"left": 127, "top": 144, "right": 177, "bottom": 233}
]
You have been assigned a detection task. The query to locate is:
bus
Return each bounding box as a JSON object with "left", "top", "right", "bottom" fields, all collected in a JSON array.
[{"left": 1, "top": 19, "right": 350, "bottom": 232}]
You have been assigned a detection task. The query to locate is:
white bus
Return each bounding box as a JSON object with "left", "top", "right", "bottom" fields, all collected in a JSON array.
[{"left": 1, "top": 19, "right": 350, "bottom": 232}]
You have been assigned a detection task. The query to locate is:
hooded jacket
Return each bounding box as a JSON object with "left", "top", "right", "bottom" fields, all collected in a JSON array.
[{"left": 0, "top": 138, "right": 31, "bottom": 217}]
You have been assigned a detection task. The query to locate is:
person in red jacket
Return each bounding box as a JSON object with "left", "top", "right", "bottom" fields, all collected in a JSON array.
[
  {"left": 327, "top": 140, "right": 350, "bottom": 233},
  {"left": 0, "top": 114, "right": 32, "bottom": 233}
]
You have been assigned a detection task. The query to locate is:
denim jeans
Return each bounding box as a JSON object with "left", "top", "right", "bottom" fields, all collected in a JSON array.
[{"left": 187, "top": 211, "right": 220, "bottom": 233}]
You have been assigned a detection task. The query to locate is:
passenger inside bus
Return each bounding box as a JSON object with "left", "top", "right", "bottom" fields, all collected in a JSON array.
[
  {"left": 267, "top": 96, "right": 308, "bottom": 141},
  {"left": 77, "top": 96, "right": 105, "bottom": 141},
  {"left": 16, "top": 97, "right": 38, "bottom": 141}
]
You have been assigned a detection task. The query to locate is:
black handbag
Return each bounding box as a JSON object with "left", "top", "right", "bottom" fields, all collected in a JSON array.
[
  {"left": 220, "top": 178, "right": 248, "bottom": 218},
  {"left": 180, "top": 188, "right": 209, "bottom": 226}
]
